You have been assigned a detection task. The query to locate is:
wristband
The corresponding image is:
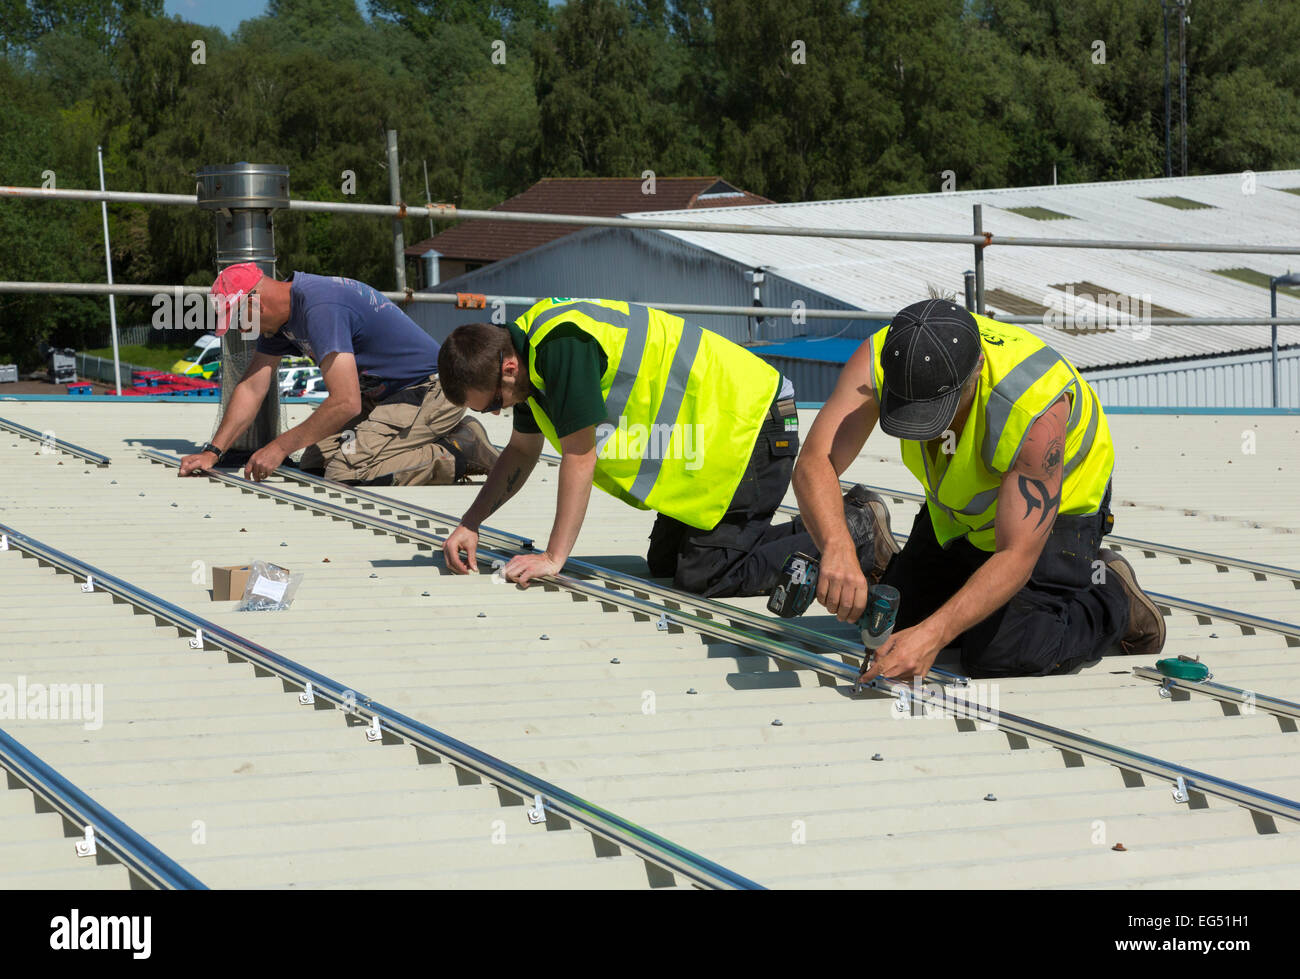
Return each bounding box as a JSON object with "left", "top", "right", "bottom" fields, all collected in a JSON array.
[{"left": 200, "top": 441, "right": 226, "bottom": 463}]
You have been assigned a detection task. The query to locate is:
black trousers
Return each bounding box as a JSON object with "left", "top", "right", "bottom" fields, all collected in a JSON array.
[
  {"left": 646, "top": 398, "right": 817, "bottom": 598},
  {"left": 880, "top": 483, "right": 1131, "bottom": 678}
]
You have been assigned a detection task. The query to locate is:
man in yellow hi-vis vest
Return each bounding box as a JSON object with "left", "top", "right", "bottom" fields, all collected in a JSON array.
[
  {"left": 435, "top": 299, "right": 892, "bottom": 595},
  {"left": 793, "top": 299, "right": 1166, "bottom": 680}
]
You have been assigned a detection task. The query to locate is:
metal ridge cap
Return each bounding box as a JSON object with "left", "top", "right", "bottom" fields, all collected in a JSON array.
[
  {"left": 0, "top": 518, "right": 762, "bottom": 891},
  {"left": 0, "top": 415, "right": 112, "bottom": 466},
  {"left": 0, "top": 725, "right": 206, "bottom": 890}
]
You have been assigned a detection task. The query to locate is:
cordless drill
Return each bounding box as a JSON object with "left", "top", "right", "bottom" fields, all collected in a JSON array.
[{"left": 768, "top": 552, "right": 901, "bottom": 689}]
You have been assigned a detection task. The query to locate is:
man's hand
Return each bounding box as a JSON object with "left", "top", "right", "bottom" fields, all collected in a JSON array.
[
  {"left": 179, "top": 451, "right": 218, "bottom": 476},
  {"left": 443, "top": 525, "right": 480, "bottom": 574},
  {"left": 244, "top": 443, "right": 288, "bottom": 482},
  {"left": 816, "top": 543, "right": 870, "bottom": 623},
  {"left": 857, "top": 620, "right": 945, "bottom": 684},
  {"left": 503, "top": 552, "right": 562, "bottom": 588}
]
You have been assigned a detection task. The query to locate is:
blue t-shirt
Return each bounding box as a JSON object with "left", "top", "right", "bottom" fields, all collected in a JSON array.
[{"left": 257, "top": 272, "right": 440, "bottom": 399}]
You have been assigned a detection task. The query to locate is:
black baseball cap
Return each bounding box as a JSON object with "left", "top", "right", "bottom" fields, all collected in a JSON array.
[{"left": 878, "top": 299, "right": 982, "bottom": 440}]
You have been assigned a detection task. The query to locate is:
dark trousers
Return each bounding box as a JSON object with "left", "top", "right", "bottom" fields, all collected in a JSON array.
[
  {"left": 646, "top": 398, "right": 817, "bottom": 598},
  {"left": 880, "top": 483, "right": 1131, "bottom": 678}
]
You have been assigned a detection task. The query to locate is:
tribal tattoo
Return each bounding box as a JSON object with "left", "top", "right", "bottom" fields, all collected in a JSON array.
[
  {"left": 1018, "top": 474, "right": 1061, "bottom": 529},
  {"left": 1044, "top": 436, "right": 1064, "bottom": 476}
]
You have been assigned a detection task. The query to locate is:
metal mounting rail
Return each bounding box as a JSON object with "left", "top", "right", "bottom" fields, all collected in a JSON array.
[
  {"left": 0, "top": 415, "right": 111, "bottom": 466},
  {"left": 139, "top": 452, "right": 1300, "bottom": 824},
  {"left": 1131, "top": 666, "right": 1300, "bottom": 722},
  {"left": 886, "top": 679, "right": 1300, "bottom": 824},
  {"left": 139, "top": 450, "right": 936, "bottom": 684},
  {"left": 0, "top": 725, "right": 205, "bottom": 889},
  {"left": 849, "top": 479, "right": 1300, "bottom": 585},
  {"left": 0, "top": 519, "right": 763, "bottom": 891},
  {"left": 1146, "top": 592, "right": 1300, "bottom": 642},
  {"left": 268, "top": 461, "right": 968, "bottom": 687}
]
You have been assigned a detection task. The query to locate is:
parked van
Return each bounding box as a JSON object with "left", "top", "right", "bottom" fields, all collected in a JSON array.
[{"left": 171, "top": 335, "right": 221, "bottom": 378}]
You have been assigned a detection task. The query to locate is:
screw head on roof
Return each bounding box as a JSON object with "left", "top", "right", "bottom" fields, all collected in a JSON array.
[
  {"left": 610, "top": 657, "right": 620, "bottom": 664},
  {"left": 771, "top": 719, "right": 782, "bottom": 726},
  {"left": 138, "top": 492, "right": 145, "bottom": 497},
  {"left": 539, "top": 634, "right": 549, "bottom": 640},
  {"left": 421, "top": 591, "right": 430, "bottom": 597},
  {"left": 369, "top": 573, "right": 378, "bottom": 578},
  {"left": 204, "top": 514, "right": 211, "bottom": 519},
  {"left": 171, "top": 502, "right": 178, "bottom": 507},
  {"left": 477, "top": 612, "right": 486, "bottom": 618},
  {"left": 872, "top": 753, "right": 883, "bottom": 761},
  {"left": 1112, "top": 843, "right": 1127, "bottom": 852},
  {"left": 984, "top": 793, "right": 997, "bottom": 802},
  {"left": 110, "top": 480, "right": 116, "bottom": 484},
  {"left": 686, "top": 687, "right": 697, "bottom": 695}
]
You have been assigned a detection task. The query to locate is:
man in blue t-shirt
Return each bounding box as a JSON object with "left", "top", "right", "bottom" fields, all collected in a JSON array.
[{"left": 178, "top": 264, "right": 498, "bottom": 485}]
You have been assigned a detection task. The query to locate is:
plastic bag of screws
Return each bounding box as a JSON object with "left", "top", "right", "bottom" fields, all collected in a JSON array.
[{"left": 235, "top": 560, "right": 304, "bottom": 612}]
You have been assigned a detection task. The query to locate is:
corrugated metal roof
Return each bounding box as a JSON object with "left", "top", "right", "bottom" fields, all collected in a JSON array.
[
  {"left": 2, "top": 401, "right": 1298, "bottom": 888},
  {"left": 627, "top": 171, "right": 1300, "bottom": 370},
  {"left": 406, "top": 177, "right": 771, "bottom": 261}
]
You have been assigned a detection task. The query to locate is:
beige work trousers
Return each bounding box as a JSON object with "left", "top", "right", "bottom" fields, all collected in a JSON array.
[{"left": 299, "top": 374, "right": 465, "bottom": 485}]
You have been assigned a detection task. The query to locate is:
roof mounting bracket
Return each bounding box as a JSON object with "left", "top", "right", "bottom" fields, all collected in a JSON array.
[
  {"left": 0, "top": 533, "right": 8, "bottom": 550},
  {"left": 1158, "top": 678, "right": 1174, "bottom": 699},
  {"left": 81, "top": 575, "right": 94, "bottom": 593},
  {"left": 189, "top": 628, "right": 204, "bottom": 650},
  {"left": 1172, "top": 776, "right": 1190, "bottom": 804},
  {"left": 75, "top": 824, "right": 97, "bottom": 857},
  {"left": 298, "top": 682, "right": 315, "bottom": 705},
  {"left": 365, "top": 715, "right": 383, "bottom": 742},
  {"left": 657, "top": 613, "right": 671, "bottom": 632},
  {"left": 527, "top": 793, "right": 546, "bottom": 824},
  {"left": 894, "top": 687, "right": 911, "bottom": 713}
]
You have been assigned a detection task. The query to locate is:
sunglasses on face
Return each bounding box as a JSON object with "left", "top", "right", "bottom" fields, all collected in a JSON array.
[{"left": 487, "top": 352, "right": 504, "bottom": 413}]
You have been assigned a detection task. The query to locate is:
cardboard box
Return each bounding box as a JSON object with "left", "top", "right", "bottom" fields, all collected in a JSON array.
[
  {"left": 212, "top": 563, "right": 294, "bottom": 602},
  {"left": 212, "top": 565, "right": 252, "bottom": 601}
]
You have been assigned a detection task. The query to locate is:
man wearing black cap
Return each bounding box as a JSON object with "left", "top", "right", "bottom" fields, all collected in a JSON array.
[{"left": 792, "top": 299, "right": 1165, "bottom": 680}]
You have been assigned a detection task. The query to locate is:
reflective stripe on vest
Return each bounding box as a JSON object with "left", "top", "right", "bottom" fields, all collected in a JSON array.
[
  {"left": 870, "top": 314, "right": 1114, "bottom": 551},
  {"left": 517, "top": 299, "right": 779, "bottom": 529}
]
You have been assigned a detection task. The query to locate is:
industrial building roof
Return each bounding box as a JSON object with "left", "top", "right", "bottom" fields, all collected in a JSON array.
[
  {"left": 628, "top": 170, "right": 1300, "bottom": 370},
  {"left": 406, "top": 177, "right": 771, "bottom": 263},
  {"left": 1, "top": 400, "right": 1298, "bottom": 889}
]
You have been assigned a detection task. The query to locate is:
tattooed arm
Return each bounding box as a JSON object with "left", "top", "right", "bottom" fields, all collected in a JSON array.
[
  {"left": 861, "top": 396, "right": 1068, "bottom": 682},
  {"left": 443, "top": 429, "right": 543, "bottom": 574}
]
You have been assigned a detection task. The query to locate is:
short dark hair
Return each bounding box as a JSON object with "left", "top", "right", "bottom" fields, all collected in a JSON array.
[{"left": 438, "top": 323, "right": 514, "bottom": 405}]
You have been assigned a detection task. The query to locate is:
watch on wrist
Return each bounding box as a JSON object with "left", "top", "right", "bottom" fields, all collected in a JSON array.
[{"left": 200, "top": 441, "right": 226, "bottom": 462}]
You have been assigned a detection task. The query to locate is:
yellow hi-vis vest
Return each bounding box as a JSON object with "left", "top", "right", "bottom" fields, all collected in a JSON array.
[
  {"left": 869, "top": 314, "right": 1115, "bottom": 551},
  {"left": 516, "top": 298, "right": 780, "bottom": 530}
]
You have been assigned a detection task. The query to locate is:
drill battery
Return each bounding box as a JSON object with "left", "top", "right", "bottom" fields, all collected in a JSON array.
[{"left": 767, "top": 551, "right": 820, "bottom": 618}]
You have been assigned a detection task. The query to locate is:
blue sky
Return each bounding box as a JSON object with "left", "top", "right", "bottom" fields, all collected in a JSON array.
[{"left": 164, "top": 0, "right": 273, "bottom": 34}]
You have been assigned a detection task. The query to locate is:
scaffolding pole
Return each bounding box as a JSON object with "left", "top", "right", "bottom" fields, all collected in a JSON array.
[
  {"left": 2, "top": 282, "right": 1298, "bottom": 328},
  {"left": 4, "top": 185, "right": 1300, "bottom": 255}
]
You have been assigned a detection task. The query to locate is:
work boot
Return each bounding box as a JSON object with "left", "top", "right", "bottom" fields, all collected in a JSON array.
[
  {"left": 844, "top": 484, "right": 899, "bottom": 583},
  {"left": 436, "top": 416, "right": 500, "bottom": 478},
  {"left": 1100, "top": 548, "right": 1167, "bottom": 656}
]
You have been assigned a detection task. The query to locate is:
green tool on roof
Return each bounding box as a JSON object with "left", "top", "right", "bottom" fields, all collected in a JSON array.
[{"left": 1155, "top": 654, "right": 1211, "bottom": 682}]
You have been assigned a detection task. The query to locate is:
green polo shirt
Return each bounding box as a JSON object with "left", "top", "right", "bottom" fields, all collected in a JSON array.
[{"left": 508, "top": 320, "right": 609, "bottom": 439}]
